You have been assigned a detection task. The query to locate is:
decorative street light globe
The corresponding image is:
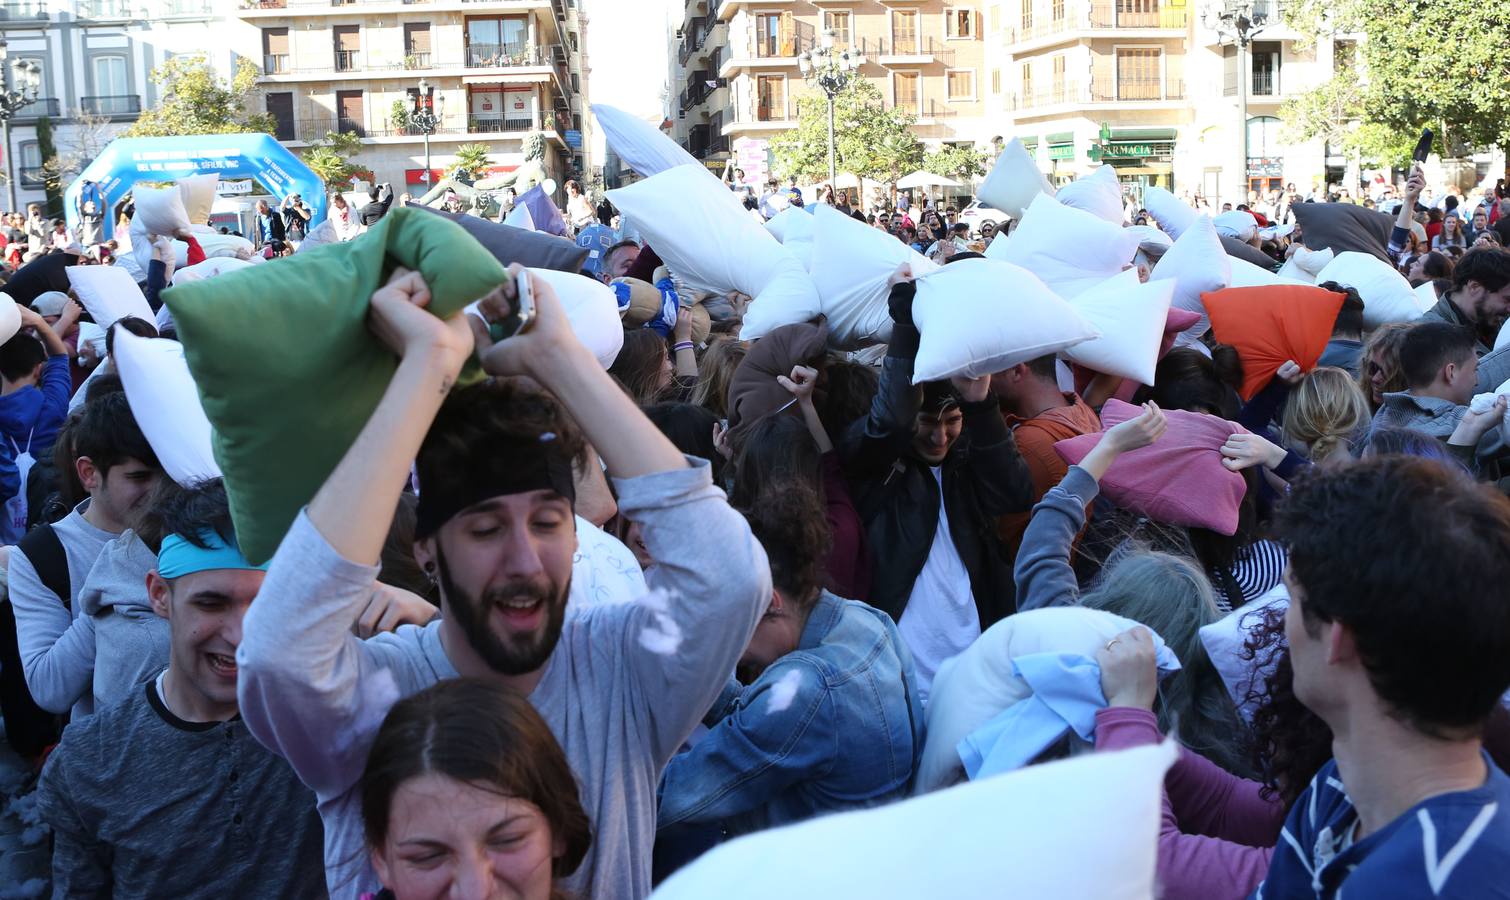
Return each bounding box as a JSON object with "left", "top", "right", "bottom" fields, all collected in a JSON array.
[{"left": 798, "top": 29, "right": 865, "bottom": 192}]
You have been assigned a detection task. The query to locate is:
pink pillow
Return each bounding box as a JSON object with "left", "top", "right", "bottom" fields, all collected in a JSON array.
[{"left": 1054, "top": 399, "right": 1250, "bottom": 535}]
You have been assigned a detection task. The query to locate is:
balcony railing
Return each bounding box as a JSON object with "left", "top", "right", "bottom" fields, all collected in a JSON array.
[
  {"left": 290, "top": 115, "right": 550, "bottom": 142},
  {"left": 81, "top": 95, "right": 143, "bottom": 115},
  {"left": 13, "top": 97, "right": 60, "bottom": 120},
  {"left": 19, "top": 166, "right": 44, "bottom": 188},
  {"left": 466, "top": 42, "right": 547, "bottom": 68},
  {"left": 1015, "top": 1, "right": 1189, "bottom": 41},
  {"left": 873, "top": 36, "right": 954, "bottom": 65},
  {"left": 406, "top": 51, "right": 431, "bottom": 69},
  {"left": 0, "top": 2, "right": 49, "bottom": 19},
  {"left": 160, "top": 0, "right": 213, "bottom": 14},
  {"left": 1251, "top": 69, "right": 1278, "bottom": 97},
  {"left": 79, "top": 0, "right": 135, "bottom": 17},
  {"left": 1013, "top": 78, "right": 1186, "bottom": 109},
  {"left": 680, "top": 72, "right": 711, "bottom": 112},
  {"left": 264, "top": 53, "right": 290, "bottom": 74},
  {"left": 745, "top": 20, "right": 816, "bottom": 58},
  {"left": 336, "top": 115, "right": 366, "bottom": 137},
  {"left": 335, "top": 50, "right": 361, "bottom": 72}
]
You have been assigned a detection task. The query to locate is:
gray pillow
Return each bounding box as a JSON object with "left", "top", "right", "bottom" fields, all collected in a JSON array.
[
  {"left": 1292, "top": 203, "right": 1394, "bottom": 264},
  {"left": 413, "top": 206, "right": 589, "bottom": 273},
  {"left": 1220, "top": 236, "right": 1279, "bottom": 271}
]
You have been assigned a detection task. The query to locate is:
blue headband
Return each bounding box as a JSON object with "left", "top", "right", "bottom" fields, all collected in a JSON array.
[{"left": 157, "top": 530, "right": 268, "bottom": 580}]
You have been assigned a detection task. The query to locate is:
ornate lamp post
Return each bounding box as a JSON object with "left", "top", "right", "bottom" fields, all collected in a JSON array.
[
  {"left": 798, "top": 29, "right": 864, "bottom": 190},
  {"left": 412, "top": 77, "right": 442, "bottom": 186},
  {"left": 0, "top": 42, "right": 41, "bottom": 212},
  {"left": 1202, "top": 0, "right": 1271, "bottom": 205}
]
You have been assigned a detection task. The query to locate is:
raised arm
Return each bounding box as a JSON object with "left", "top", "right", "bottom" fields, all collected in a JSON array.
[{"left": 840, "top": 273, "right": 923, "bottom": 476}]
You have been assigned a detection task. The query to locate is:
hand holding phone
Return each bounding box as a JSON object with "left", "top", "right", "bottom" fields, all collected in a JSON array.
[
  {"left": 1413, "top": 129, "right": 1434, "bottom": 164},
  {"left": 480, "top": 270, "right": 535, "bottom": 342}
]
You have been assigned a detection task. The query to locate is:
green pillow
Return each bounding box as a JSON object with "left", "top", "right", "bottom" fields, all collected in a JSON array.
[{"left": 163, "top": 206, "right": 507, "bottom": 564}]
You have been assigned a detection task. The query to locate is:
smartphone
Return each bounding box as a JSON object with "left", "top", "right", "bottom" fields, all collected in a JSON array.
[
  {"left": 488, "top": 271, "right": 535, "bottom": 342},
  {"left": 1412, "top": 129, "right": 1434, "bottom": 164}
]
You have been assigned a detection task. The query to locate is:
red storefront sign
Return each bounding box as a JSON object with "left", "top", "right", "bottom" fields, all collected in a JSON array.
[{"left": 404, "top": 164, "right": 520, "bottom": 186}]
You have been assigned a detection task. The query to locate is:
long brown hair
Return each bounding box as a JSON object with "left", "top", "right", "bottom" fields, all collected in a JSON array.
[{"left": 361, "top": 679, "right": 592, "bottom": 881}]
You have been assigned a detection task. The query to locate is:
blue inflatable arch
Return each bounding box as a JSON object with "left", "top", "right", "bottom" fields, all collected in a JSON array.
[{"left": 64, "top": 133, "right": 327, "bottom": 241}]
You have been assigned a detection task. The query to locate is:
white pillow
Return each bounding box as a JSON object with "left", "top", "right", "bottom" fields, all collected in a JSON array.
[
  {"left": 592, "top": 103, "right": 704, "bottom": 180},
  {"left": 1149, "top": 214, "right": 1230, "bottom": 340},
  {"left": 1313, "top": 251, "right": 1425, "bottom": 328},
  {"left": 1062, "top": 268, "right": 1175, "bottom": 385},
  {"left": 504, "top": 202, "right": 536, "bottom": 231},
  {"left": 133, "top": 184, "right": 192, "bottom": 236},
  {"left": 657, "top": 739, "right": 1176, "bottom": 900},
  {"left": 764, "top": 207, "right": 816, "bottom": 272},
  {"left": 1213, "top": 211, "right": 1258, "bottom": 242},
  {"left": 1053, "top": 165, "right": 1123, "bottom": 225},
  {"left": 1198, "top": 583, "right": 1289, "bottom": 722},
  {"left": 172, "top": 257, "right": 254, "bottom": 286},
  {"left": 1142, "top": 187, "right": 1197, "bottom": 241},
  {"left": 295, "top": 218, "right": 340, "bottom": 253},
  {"left": 987, "top": 193, "right": 1139, "bottom": 300},
  {"left": 178, "top": 174, "right": 218, "bottom": 226},
  {"left": 1124, "top": 225, "right": 1172, "bottom": 257},
  {"left": 1496, "top": 321, "right": 1510, "bottom": 352},
  {"left": 66, "top": 264, "right": 156, "bottom": 329},
  {"left": 810, "top": 204, "right": 937, "bottom": 349},
  {"left": 191, "top": 230, "right": 254, "bottom": 262},
  {"left": 524, "top": 268, "right": 625, "bottom": 368},
  {"left": 608, "top": 164, "right": 819, "bottom": 341},
  {"left": 1469, "top": 375, "right": 1510, "bottom": 431},
  {"left": 911, "top": 257, "right": 1096, "bottom": 384},
  {"left": 1276, "top": 245, "right": 1333, "bottom": 283},
  {"left": 977, "top": 138, "right": 1054, "bottom": 220},
  {"left": 1229, "top": 257, "right": 1308, "bottom": 289},
  {"left": 112, "top": 330, "right": 221, "bottom": 486},
  {"left": 0, "top": 299, "right": 18, "bottom": 346}
]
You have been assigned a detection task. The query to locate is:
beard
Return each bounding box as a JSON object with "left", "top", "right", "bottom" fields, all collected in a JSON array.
[{"left": 435, "top": 547, "right": 569, "bottom": 677}]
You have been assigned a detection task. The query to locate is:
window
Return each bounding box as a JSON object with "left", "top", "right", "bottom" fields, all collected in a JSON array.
[
  {"left": 823, "top": 10, "right": 851, "bottom": 48},
  {"left": 1333, "top": 40, "right": 1356, "bottom": 74},
  {"left": 262, "top": 27, "right": 290, "bottom": 74},
  {"left": 991, "top": 68, "right": 1001, "bottom": 94},
  {"left": 1021, "top": 62, "right": 1033, "bottom": 102},
  {"left": 755, "top": 12, "right": 796, "bottom": 57},
  {"left": 404, "top": 24, "right": 432, "bottom": 68},
  {"left": 894, "top": 70, "right": 920, "bottom": 114},
  {"left": 892, "top": 10, "right": 918, "bottom": 54},
  {"left": 467, "top": 16, "right": 530, "bottom": 66},
  {"left": 266, "top": 91, "right": 294, "bottom": 141},
  {"left": 945, "top": 7, "right": 975, "bottom": 38},
  {"left": 1052, "top": 0, "right": 1064, "bottom": 22},
  {"left": 1051, "top": 55, "right": 1065, "bottom": 97},
  {"left": 19, "top": 141, "right": 42, "bottom": 187},
  {"left": 336, "top": 89, "right": 365, "bottom": 136},
  {"left": 756, "top": 74, "right": 786, "bottom": 121},
  {"left": 333, "top": 25, "right": 361, "bottom": 72},
  {"left": 1251, "top": 41, "right": 1280, "bottom": 96},
  {"left": 92, "top": 54, "right": 128, "bottom": 96},
  {"left": 569, "top": 32, "right": 579, "bottom": 52},
  {"left": 947, "top": 69, "right": 975, "bottom": 101},
  {"left": 987, "top": 3, "right": 1001, "bottom": 33},
  {"left": 1021, "top": 0, "right": 1033, "bottom": 34},
  {"left": 1116, "top": 0, "right": 1159, "bottom": 27},
  {"left": 1115, "top": 48, "right": 1161, "bottom": 100}
]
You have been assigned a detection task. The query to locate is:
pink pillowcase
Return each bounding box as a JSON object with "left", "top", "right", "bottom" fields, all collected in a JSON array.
[{"left": 1054, "top": 398, "right": 1250, "bottom": 535}]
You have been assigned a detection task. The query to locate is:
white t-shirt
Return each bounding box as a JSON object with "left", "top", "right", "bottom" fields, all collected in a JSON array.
[
  {"left": 568, "top": 515, "right": 648, "bottom": 609},
  {"left": 897, "top": 468, "right": 979, "bottom": 703}
]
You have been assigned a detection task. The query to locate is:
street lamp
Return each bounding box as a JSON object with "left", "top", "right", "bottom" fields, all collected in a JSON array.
[
  {"left": 1203, "top": 0, "right": 1270, "bottom": 207},
  {"left": 0, "top": 42, "right": 41, "bottom": 213},
  {"left": 412, "top": 77, "right": 442, "bottom": 187},
  {"left": 798, "top": 29, "right": 864, "bottom": 191}
]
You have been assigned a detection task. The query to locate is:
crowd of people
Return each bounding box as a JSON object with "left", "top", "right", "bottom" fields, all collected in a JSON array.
[{"left": 0, "top": 137, "right": 1506, "bottom": 900}]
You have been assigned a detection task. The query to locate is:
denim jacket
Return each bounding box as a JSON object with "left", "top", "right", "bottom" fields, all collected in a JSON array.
[{"left": 657, "top": 592, "right": 925, "bottom": 837}]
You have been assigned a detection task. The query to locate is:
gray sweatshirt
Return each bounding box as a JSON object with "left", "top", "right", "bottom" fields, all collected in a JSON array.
[
  {"left": 236, "top": 458, "right": 771, "bottom": 900},
  {"left": 78, "top": 530, "right": 168, "bottom": 712},
  {"left": 8, "top": 501, "right": 118, "bottom": 718},
  {"left": 1013, "top": 465, "right": 1099, "bottom": 612}
]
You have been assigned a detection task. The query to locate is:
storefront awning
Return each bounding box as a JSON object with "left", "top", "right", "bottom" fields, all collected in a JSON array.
[{"left": 1109, "top": 128, "right": 1177, "bottom": 142}]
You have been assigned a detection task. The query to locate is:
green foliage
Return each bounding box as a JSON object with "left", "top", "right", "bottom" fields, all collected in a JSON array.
[
  {"left": 126, "top": 53, "right": 276, "bottom": 137},
  {"left": 450, "top": 143, "right": 493, "bottom": 180},
  {"left": 35, "top": 116, "right": 62, "bottom": 217},
  {"left": 300, "top": 131, "right": 367, "bottom": 186},
  {"left": 923, "top": 143, "right": 989, "bottom": 181},
  {"left": 1281, "top": 0, "right": 1510, "bottom": 159},
  {"left": 770, "top": 79, "right": 925, "bottom": 185},
  {"left": 390, "top": 99, "right": 411, "bottom": 131}
]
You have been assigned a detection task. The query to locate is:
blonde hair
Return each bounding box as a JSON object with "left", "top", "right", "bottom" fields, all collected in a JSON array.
[
  {"left": 1283, "top": 366, "right": 1370, "bottom": 464},
  {"left": 1356, "top": 322, "right": 1413, "bottom": 413},
  {"left": 688, "top": 336, "right": 748, "bottom": 419}
]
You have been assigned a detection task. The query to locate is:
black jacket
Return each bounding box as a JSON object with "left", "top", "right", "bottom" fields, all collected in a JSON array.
[
  {"left": 839, "top": 308, "right": 1034, "bottom": 629},
  {"left": 359, "top": 186, "right": 394, "bottom": 227}
]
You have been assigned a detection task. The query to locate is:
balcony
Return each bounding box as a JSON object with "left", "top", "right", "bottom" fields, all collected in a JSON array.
[
  {"left": 81, "top": 95, "right": 143, "bottom": 116},
  {"left": 159, "top": 0, "right": 213, "bottom": 14},
  {"left": 406, "top": 51, "right": 432, "bottom": 69},
  {"left": 740, "top": 19, "right": 816, "bottom": 60},
  {"left": 264, "top": 53, "right": 290, "bottom": 75},
  {"left": 12, "top": 97, "right": 60, "bottom": 120},
  {"left": 1222, "top": 72, "right": 1284, "bottom": 99},
  {"left": 18, "top": 166, "right": 44, "bottom": 189},
  {"left": 873, "top": 36, "right": 954, "bottom": 66},
  {"left": 78, "top": 0, "right": 137, "bottom": 17},
  {"left": 290, "top": 114, "right": 554, "bottom": 143},
  {"left": 680, "top": 72, "right": 712, "bottom": 112},
  {"left": 1014, "top": 0, "right": 1189, "bottom": 43},
  {"left": 466, "top": 42, "right": 548, "bottom": 69},
  {"left": 0, "top": 2, "right": 48, "bottom": 20},
  {"left": 678, "top": 17, "right": 707, "bottom": 67},
  {"left": 1012, "top": 78, "right": 1185, "bottom": 110},
  {"left": 335, "top": 50, "right": 361, "bottom": 72}
]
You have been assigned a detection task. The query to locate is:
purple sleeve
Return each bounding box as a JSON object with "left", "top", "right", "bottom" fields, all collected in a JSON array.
[
  {"left": 820, "top": 451, "right": 871, "bottom": 602},
  {"left": 1095, "top": 708, "right": 1274, "bottom": 900},
  {"left": 1237, "top": 379, "right": 1290, "bottom": 433}
]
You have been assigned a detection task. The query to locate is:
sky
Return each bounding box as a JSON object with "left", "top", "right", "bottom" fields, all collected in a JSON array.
[{"left": 583, "top": 0, "right": 678, "bottom": 162}]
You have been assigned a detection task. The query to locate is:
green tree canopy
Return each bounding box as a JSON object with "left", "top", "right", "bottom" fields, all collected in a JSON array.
[
  {"left": 923, "top": 143, "right": 989, "bottom": 181},
  {"left": 300, "top": 130, "right": 368, "bottom": 187},
  {"left": 770, "top": 79, "right": 924, "bottom": 186},
  {"left": 1281, "top": 0, "right": 1510, "bottom": 164},
  {"left": 449, "top": 143, "right": 493, "bottom": 182},
  {"left": 126, "top": 53, "right": 276, "bottom": 137}
]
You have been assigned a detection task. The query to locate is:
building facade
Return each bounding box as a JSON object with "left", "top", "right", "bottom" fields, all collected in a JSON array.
[
  {"left": 672, "top": 0, "right": 995, "bottom": 189},
  {"left": 238, "top": 0, "right": 589, "bottom": 195},
  {"left": 1, "top": 0, "right": 228, "bottom": 211}
]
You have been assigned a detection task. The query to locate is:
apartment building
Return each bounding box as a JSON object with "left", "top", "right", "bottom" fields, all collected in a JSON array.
[
  {"left": 1, "top": 0, "right": 226, "bottom": 210},
  {"left": 983, "top": 0, "right": 1359, "bottom": 206},
  {"left": 237, "top": 0, "right": 589, "bottom": 193},
  {"left": 673, "top": 0, "right": 993, "bottom": 187}
]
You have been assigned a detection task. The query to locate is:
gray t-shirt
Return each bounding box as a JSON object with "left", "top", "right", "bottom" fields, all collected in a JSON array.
[
  {"left": 36, "top": 676, "right": 327, "bottom": 899},
  {"left": 236, "top": 458, "right": 770, "bottom": 900}
]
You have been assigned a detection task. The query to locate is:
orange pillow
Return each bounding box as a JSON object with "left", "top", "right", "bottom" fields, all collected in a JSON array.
[{"left": 1203, "top": 286, "right": 1345, "bottom": 401}]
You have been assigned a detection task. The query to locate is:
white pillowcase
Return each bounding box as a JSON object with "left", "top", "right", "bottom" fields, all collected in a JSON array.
[
  {"left": 1229, "top": 257, "right": 1308, "bottom": 289},
  {"left": 1276, "top": 245, "right": 1333, "bottom": 283},
  {"left": 0, "top": 299, "right": 18, "bottom": 346},
  {"left": 1496, "top": 321, "right": 1510, "bottom": 352},
  {"left": 1063, "top": 268, "right": 1175, "bottom": 385},
  {"left": 66, "top": 264, "right": 156, "bottom": 329},
  {"left": 811, "top": 204, "right": 937, "bottom": 349},
  {"left": 977, "top": 137, "right": 1054, "bottom": 220},
  {"left": 608, "top": 164, "right": 819, "bottom": 341},
  {"left": 1213, "top": 211, "right": 1258, "bottom": 242},
  {"left": 764, "top": 207, "right": 816, "bottom": 272},
  {"left": 1142, "top": 187, "right": 1197, "bottom": 241},
  {"left": 1313, "top": 251, "right": 1427, "bottom": 328},
  {"left": 1053, "top": 165, "right": 1123, "bottom": 225},
  {"left": 523, "top": 268, "right": 625, "bottom": 368},
  {"left": 172, "top": 257, "right": 254, "bottom": 285},
  {"left": 592, "top": 103, "right": 704, "bottom": 180},
  {"left": 178, "top": 174, "right": 218, "bottom": 226},
  {"left": 911, "top": 257, "right": 1097, "bottom": 384},
  {"left": 657, "top": 738, "right": 1175, "bottom": 900},
  {"left": 504, "top": 202, "right": 536, "bottom": 231},
  {"left": 112, "top": 330, "right": 221, "bottom": 486},
  {"left": 133, "top": 184, "right": 192, "bottom": 236},
  {"left": 987, "top": 193, "right": 1140, "bottom": 300},
  {"left": 1149, "top": 214, "right": 1230, "bottom": 341}
]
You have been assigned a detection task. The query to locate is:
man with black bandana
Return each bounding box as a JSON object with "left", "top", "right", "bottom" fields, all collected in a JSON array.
[{"left": 236, "top": 264, "right": 772, "bottom": 900}]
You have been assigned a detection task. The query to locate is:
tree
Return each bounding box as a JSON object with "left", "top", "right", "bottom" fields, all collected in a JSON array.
[
  {"left": 35, "top": 116, "right": 61, "bottom": 217},
  {"left": 449, "top": 143, "right": 493, "bottom": 182},
  {"left": 1282, "top": 0, "right": 1510, "bottom": 165},
  {"left": 923, "top": 143, "right": 989, "bottom": 181},
  {"left": 38, "top": 109, "right": 114, "bottom": 218},
  {"left": 300, "top": 130, "right": 367, "bottom": 186},
  {"left": 126, "top": 52, "right": 276, "bottom": 137},
  {"left": 770, "top": 79, "right": 924, "bottom": 187}
]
